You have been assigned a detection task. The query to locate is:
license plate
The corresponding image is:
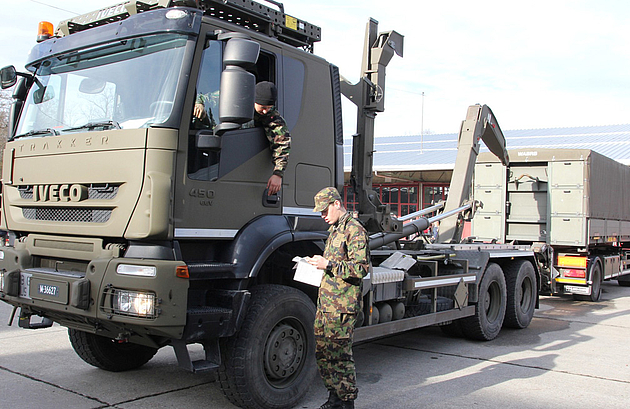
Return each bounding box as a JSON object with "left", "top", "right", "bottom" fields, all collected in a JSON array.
[
  {"left": 564, "top": 285, "right": 591, "bottom": 295},
  {"left": 38, "top": 284, "right": 59, "bottom": 297},
  {"left": 29, "top": 277, "right": 69, "bottom": 304}
]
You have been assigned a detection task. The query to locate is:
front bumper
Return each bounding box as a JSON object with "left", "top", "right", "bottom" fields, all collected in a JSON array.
[{"left": 0, "top": 237, "right": 189, "bottom": 345}]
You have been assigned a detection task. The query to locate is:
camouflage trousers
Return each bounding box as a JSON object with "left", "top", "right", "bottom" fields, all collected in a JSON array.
[{"left": 314, "top": 309, "right": 358, "bottom": 401}]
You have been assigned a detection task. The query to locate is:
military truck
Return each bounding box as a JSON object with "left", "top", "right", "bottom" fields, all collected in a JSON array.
[
  {"left": 0, "top": 1, "right": 539, "bottom": 408},
  {"left": 473, "top": 148, "right": 630, "bottom": 302}
]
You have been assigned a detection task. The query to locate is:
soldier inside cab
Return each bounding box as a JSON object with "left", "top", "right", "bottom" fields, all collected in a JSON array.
[{"left": 193, "top": 81, "right": 290, "bottom": 196}]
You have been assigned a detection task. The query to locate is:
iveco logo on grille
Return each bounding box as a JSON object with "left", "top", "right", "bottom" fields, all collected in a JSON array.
[{"left": 33, "top": 184, "right": 88, "bottom": 202}]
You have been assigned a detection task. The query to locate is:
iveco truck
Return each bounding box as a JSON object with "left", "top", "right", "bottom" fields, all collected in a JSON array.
[{"left": 0, "top": 1, "right": 538, "bottom": 408}]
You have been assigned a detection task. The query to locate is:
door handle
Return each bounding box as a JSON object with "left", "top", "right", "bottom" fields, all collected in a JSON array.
[{"left": 262, "top": 189, "right": 281, "bottom": 208}]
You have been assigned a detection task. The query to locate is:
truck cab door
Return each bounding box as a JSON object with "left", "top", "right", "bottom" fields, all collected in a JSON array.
[{"left": 174, "top": 32, "right": 283, "bottom": 239}]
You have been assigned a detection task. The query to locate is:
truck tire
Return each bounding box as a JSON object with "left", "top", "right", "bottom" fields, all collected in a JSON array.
[
  {"left": 405, "top": 296, "right": 454, "bottom": 317},
  {"left": 574, "top": 261, "right": 602, "bottom": 302},
  {"left": 460, "top": 263, "right": 506, "bottom": 341},
  {"left": 504, "top": 260, "right": 536, "bottom": 329},
  {"left": 218, "top": 285, "right": 316, "bottom": 409},
  {"left": 68, "top": 329, "right": 158, "bottom": 372}
]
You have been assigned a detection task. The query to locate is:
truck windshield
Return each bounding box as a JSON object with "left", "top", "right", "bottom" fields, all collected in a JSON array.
[{"left": 14, "top": 33, "right": 192, "bottom": 139}]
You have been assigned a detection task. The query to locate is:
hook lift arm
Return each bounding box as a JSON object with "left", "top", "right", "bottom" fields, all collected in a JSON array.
[
  {"left": 437, "top": 104, "right": 509, "bottom": 243},
  {"left": 340, "top": 18, "right": 404, "bottom": 234}
]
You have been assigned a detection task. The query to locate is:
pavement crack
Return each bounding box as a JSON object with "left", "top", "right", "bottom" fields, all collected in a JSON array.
[
  {"left": 0, "top": 363, "right": 216, "bottom": 408},
  {"left": 106, "top": 380, "right": 216, "bottom": 407},
  {"left": 374, "top": 341, "right": 630, "bottom": 385},
  {"left": 0, "top": 364, "right": 110, "bottom": 406}
]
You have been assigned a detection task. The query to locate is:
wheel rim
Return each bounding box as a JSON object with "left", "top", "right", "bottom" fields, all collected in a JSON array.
[
  {"left": 263, "top": 319, "right": 306, "bottom": 387},
  {"left": 485, "top": 281, "right": 502, "bottom": 322},
  {"left": 520, "top": 276, "right": 534, "bottom": 310}
]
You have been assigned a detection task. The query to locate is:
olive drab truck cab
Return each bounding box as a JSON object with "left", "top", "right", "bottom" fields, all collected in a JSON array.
[{"left": 0, "top": 2, "right": 540, "bottom": 409}]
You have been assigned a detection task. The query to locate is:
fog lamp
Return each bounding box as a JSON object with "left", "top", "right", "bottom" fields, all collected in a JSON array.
[{"left": 112, "top": 290, "right": 156, "bottom": 318}]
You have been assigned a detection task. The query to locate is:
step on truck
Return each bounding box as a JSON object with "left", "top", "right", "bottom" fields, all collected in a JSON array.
[
  {"left": 0, "top": 1, "right": 538, "bottom": 408},
  {"left": 473, "top": 148, "right": 630, "bottom": 302}
]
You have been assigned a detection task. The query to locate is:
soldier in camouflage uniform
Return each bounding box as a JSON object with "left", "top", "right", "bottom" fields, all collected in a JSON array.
[
  {"left": 193, "top": 82, "right": 290, "bottom": 195},
  {"left": 307, "top": 187, "right": 369, "bottom": 409},
  {"left": 253, "top": 81, "right": 291, "bottom": 196}
]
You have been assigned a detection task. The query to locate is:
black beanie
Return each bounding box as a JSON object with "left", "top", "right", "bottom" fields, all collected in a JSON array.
[{"left": 255, "top": 81, "right": 277, "bottom": 105}]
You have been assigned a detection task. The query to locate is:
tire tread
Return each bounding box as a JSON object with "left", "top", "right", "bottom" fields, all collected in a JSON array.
[{"left": 68, "top": 329, "right": 157, "bottom": 372}]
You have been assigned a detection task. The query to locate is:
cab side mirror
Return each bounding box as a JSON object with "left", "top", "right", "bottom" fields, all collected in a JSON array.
[
  {"left": 214, "top": 35, "right": 260, "bottom": 135},
  {"left": 1, "top": 66, "right": 17, "bottom": 89}
]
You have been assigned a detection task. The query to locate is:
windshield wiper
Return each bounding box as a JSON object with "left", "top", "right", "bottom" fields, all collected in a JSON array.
[
  {"left": 62, "top": 120, "right": 121, "bottom": 132},
  {"left": 14, "top": 128, "right": 60, "bottom": 139}
]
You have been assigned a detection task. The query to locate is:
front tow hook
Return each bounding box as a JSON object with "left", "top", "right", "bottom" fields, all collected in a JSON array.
[{"left": 18, "top": 310, "right": 54, "bottom": 329}]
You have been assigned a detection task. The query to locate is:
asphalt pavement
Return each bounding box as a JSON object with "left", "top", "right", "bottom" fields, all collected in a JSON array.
[{"left": 1, "top": 281, "right": 629, "bottom": 409}]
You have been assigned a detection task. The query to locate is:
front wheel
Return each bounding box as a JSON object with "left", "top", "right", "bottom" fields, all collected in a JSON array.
[
  {"left": 460, "top": 263, "right": 507, "bottom": 341},
  {"left": 218, "top": 285, "right": 316, "bottom": 409},
  {"left": 68, "top": 329, "right": 158, "bottom": 372}
]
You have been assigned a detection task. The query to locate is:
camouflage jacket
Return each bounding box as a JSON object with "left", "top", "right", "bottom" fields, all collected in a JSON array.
[
  {"left": 254, "top": 108, "right": 291, "bottom": 177},
  {"left": 318, "top": 212, "right": 369, "bottom": 314}
]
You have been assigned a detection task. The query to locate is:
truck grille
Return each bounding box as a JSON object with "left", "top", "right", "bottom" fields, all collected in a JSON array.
[{"left": 23, "top": 208, "right": 112, "bottom": 223}]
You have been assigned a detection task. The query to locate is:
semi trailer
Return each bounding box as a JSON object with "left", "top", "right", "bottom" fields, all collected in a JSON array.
[{"left": 473, "top": 148, "right": 630, "bottom": 302}]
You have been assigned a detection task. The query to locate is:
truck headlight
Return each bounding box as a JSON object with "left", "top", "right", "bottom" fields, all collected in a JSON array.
[
  {"left": 112, "top": 290, "right": 157, "bottom": 318},
  {"left": 0, "top": 270, "right": 5, "bottom": 292},
  {"left": 116, "top": 264, "right": 157, "bottom": 277}
]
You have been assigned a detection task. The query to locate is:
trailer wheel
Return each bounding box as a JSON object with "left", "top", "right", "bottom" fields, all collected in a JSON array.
[
  {"left": 68, "top": 329, "right": 158, "bottom": 372},
  {"left": 460, "top": 263, "right": 507, "bottom": 341},
  {"left": 504, "top": 260, "right": 537, "bottom": 329},
  {"left": 574, "top": 261, "right": 602, "bottom": 302},
  {"left": 218, "top": 285, "right": 316, "bottom": 409}
]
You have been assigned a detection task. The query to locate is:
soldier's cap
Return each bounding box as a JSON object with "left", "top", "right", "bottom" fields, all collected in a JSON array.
[
  {"left": 313, "top": 187, "right": 342, "bottom": 212},
  {"left": 255, "top": 81, "right": 277, "bottom": 105}
]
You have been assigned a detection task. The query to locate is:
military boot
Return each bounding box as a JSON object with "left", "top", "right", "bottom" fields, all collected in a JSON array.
[
  {"left": 319, "top": 391, "right": 342, "bottom": 409},
  {"left": 339, "top": 399, "right": 355, "bottom": 409}
]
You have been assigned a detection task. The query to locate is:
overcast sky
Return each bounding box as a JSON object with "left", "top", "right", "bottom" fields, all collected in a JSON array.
[{"left": 2, "top": 0, "right": 629, "bottom": 136}]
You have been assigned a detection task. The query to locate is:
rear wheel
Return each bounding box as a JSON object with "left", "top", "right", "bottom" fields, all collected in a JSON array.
[
  {"left": 68, "top": 329, "right": 158, "bottom": 372},
  {"left": 504, "top": 260, "right": 537, "bottom": 329},
  {"left": 218, "top": 285, "right": 316, "bottom": 409},
  {"left": 574, "top": 261, "right": 602, "bottom": 302},
  {"left": 460, "top": 263, "right": 507, "bottom": 341}
]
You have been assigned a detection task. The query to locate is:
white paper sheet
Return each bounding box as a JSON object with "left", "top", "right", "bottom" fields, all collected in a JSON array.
[{"left": 292, "top": 256, "right": 323, "bottom": 287}]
